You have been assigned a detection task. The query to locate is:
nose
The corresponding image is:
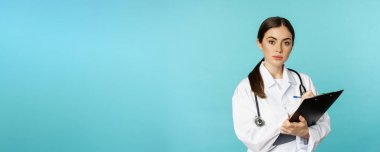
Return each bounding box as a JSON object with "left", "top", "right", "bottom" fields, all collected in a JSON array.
[{"left": 275, "top": 43, "right": 283, "bottom": 53}]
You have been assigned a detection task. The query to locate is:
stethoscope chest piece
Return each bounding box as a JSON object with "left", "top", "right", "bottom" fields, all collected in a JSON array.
[{"left": 255, "top": 116, "right": 265, "bottom": 127}]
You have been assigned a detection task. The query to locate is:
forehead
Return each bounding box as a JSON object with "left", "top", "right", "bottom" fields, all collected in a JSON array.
[{"left": 264, "top": 26, "right": 292, "bottom": 40}]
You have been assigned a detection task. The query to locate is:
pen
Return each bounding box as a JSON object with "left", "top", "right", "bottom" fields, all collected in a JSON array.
[{"left": 293, "top": 96, "right": 301, "bottom": 98}]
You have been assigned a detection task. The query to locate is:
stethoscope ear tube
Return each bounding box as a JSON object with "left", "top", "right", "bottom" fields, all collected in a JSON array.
[{"left": 287, "top": 68, "right": 306, "bottom": 96}]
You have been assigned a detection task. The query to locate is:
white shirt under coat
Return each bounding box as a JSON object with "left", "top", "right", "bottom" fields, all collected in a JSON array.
[{"left": 232, "top": 62, "right": 331, "bottom": 152}]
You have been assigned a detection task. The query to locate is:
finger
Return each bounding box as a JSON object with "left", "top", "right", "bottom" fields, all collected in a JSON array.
[
  {"left": 300, "top": 92, "right": 309, "bottom": 101},
  {"left": 288, "top": 113, "right": 294, "bottom": 119},
  {"left": 292, "top": 122, "right": 304, "bottom": 128},
  {"left": 295, "top": 116, "right": 309, "bottom": 128},
  {"left": 303, "top": 94, "right": 311, "bottom": 99},
  {"left": 280, "top": 127, "right": 286, "bottom": 133},
  {"left": 282, "top": 120, "right": 294, "bottom": 129},
  {"left": 286, "top": 122, "right": 296, "bottom": 128},
  {"left": 301, "top": 91, "right": 314, "bottom": 102},
  {"left": 281, "top": 127, "right": 291, "bottom": 134},
  {"left": 302, "top": 91, "right": 313, "bottom": 98},
  {"left": 282, "top": 119, "right": 290, "bottom": 126},
  {"left": 299, "top": 115, "right": 306, "bottom": 122},
  {"left": 306, "top": 90, "right": 314, "bottom": 97}
]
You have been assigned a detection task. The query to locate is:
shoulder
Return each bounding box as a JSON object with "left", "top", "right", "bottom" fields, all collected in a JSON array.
[
  {"left": 235, "top": 77, "right": 251, "bottom": 91},
  {"left": 232, "top": 77, "right": 252, "bottom": 97},
  {"left": 232, "top": 77, "right": 253, "bottom": 102}
]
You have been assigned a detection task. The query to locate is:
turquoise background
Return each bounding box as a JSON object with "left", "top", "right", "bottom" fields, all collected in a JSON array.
[{"left": 1, "top": 0, "right": 379, "bottom": 151}]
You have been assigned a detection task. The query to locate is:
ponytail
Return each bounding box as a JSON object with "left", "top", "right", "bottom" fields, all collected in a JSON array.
[{"left": 248, "top": 58, "right": 266, "bottom": 98}]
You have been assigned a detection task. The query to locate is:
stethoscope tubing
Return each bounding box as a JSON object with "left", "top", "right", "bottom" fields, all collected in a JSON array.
[{"left": 251, "top": 65, "right": 306, "bottom": 127}]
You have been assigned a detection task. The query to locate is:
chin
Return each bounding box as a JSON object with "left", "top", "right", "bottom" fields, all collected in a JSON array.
[{"left": 268, "top": 59, "right": 285, "bottom": 67}]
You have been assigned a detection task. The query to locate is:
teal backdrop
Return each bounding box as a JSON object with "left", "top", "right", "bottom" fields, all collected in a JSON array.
[{"left": 1, "top": 0, "right": 379, "bottom": 151}]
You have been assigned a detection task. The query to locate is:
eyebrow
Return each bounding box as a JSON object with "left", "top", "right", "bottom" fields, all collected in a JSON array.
[{"left": 266, "top": 37, "right": 292, "bottom": 41}]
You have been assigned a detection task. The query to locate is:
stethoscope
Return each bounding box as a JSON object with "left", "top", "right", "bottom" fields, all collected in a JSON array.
[{"left": 249, "top": 59, "right": 307, "bottom": 127}]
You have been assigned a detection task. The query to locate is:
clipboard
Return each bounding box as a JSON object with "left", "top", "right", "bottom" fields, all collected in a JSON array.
[{"left": 273, "top": 89, "right": 344, "bottom": 146}]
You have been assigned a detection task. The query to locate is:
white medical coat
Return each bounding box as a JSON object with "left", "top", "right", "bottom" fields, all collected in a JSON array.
[{"left": 232, "top": 62, "right": 331, "bottom": 152}]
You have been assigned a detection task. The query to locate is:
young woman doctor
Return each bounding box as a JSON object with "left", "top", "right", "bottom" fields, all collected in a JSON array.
[{"left": 232, "top": 17, "right": 331, "bottom": 152}]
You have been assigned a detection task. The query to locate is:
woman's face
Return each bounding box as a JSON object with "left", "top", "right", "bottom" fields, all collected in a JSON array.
[{"left": 257, "top": 25, "right": 293, "bottom": 68}]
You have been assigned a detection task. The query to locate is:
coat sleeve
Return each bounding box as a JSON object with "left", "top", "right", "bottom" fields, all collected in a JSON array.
[
  {"left": 232, "top": 81, "right": 281, "bottom": 152},
  {"left": 301, "top": 75, "right": 332, "bottom": 152}
]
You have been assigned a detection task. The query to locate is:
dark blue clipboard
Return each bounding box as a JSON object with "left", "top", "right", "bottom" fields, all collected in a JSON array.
[{"left": 273, "top": 90, "right": 344, "bottom": 146}]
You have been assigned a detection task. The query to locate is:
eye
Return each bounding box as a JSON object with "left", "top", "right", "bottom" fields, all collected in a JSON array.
[
  {"left": 284, "top": 41, "right": 291, "bottom": 46},
  {"left": 268, "top": 40, "right": 275, "bottom": 45}
]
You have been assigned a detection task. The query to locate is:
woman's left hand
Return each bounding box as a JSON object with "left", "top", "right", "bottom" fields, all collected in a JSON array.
[{"left": 280, "top": 115, "right": 310, "bottom": 139}]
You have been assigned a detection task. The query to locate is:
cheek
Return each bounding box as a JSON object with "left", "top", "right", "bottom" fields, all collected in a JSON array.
[
  {"left": 262, "top": 47, "right": 273, "bottom": 57},
  {"left": 262, "top": 44, "right": 274, "bottom": 52},
  {"left": 283, "top": 46, "right": 293, "bottom": 55}
]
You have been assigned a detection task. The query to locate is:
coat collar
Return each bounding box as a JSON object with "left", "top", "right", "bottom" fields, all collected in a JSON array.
[{"left": 259, "top": 61, "right": 297, "bottom": 90}]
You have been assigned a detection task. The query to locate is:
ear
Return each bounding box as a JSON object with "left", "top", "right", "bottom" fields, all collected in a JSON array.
[{"left": 257, "top": 39, "right": 263, "bottom": 50}]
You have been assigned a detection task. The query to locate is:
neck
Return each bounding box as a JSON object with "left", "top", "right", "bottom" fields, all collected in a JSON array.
[{"left": 263, "top": 62, "right": 283, "bottom": 79}]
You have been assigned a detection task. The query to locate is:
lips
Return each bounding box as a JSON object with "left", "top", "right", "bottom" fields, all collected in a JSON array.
[{"left": 272, "top": 55, "right": 283, "bottom": 60}]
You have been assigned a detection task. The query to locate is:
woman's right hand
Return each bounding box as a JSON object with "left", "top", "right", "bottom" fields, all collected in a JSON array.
[{"left": 301, "top": 90, "right": 314, "bottom": 102}]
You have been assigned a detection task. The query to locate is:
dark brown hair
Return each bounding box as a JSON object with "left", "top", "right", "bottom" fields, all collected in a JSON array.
[{"left": 249, "top": 17, "right": 295, "bottom": 98}]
